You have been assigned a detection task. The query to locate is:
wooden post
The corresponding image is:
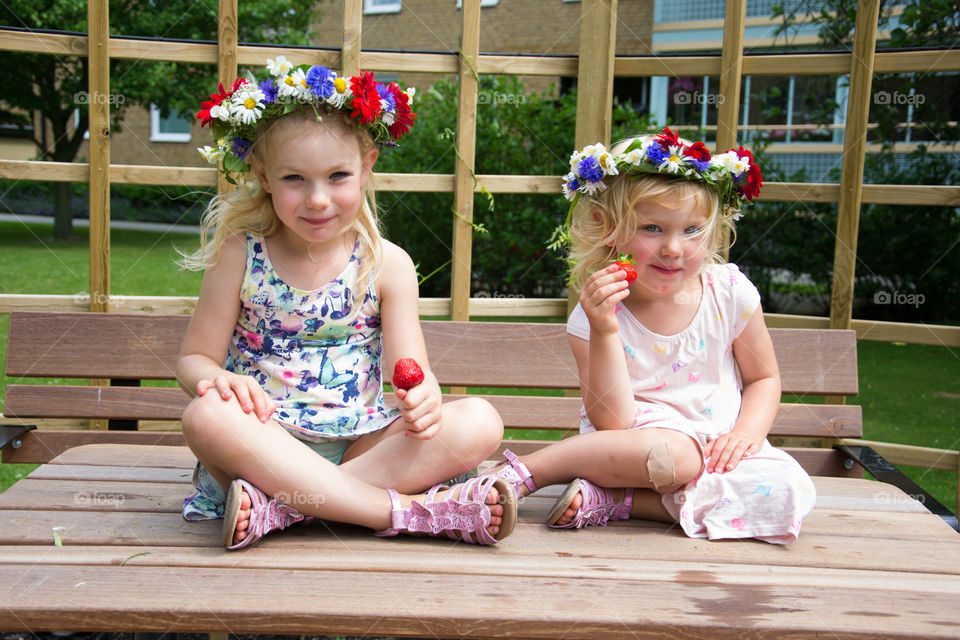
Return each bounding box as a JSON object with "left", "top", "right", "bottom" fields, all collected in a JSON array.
[
  {"left": 217, "top": 0, "right": 238, "bottom": 196},
  {"left": 829, "top": 0, "right": 881, "bottom": 331},
  {"left": 87, "top": 0, "right": 110, "bottom": 315},
  {"left": 87, "top": 0, "right": 110, "bottom": 429},
  {"left": 715, "top": 0, "right": 746, "bottom": 154},
  {"left": 568, "top": 0, "right": 617, "bottom": 315},
  {"left": 342, "top": 0, "right": 363, "bottom": 76},
  {"left": 715, "top": 0, "right": 747, "bottom": 261},
  {"left": 450, "top": 0, "right": 481, "bottom": 322}
]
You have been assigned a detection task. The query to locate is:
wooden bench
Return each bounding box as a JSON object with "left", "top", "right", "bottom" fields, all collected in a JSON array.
[{"left": 2, "top": 310, "right": 959, "bottom": 639}]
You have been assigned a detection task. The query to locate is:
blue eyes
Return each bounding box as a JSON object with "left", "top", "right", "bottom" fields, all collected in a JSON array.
[{"left": 640, "top": 225, "right": 703, "bottom": 235}]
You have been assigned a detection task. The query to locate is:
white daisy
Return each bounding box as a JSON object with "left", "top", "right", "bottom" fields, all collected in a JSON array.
[
  {"left": 325, "top": 75, "right": 351, "bottom": 108},
  {"left": 197, "top": 145, "right": 225, "bottom": 165},
  {"left": 229, "top": 87, "right": 266, "bottom": 125},
  {"left": 277, "top": 68, "right": 311, "bottom": 100},
  {"left": 266, "top": 55, "right": 293, "bottom": 77},
  {"left": 712, "top": 151, "right": 748, "bottom": 176},
  {"left": 657, "top": 145, "right": 684, "bottom": 174}
]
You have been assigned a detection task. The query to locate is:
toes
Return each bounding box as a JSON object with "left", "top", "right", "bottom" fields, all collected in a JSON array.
[{"left": 240, "top": 490, "right": 251, "bottom": 510}]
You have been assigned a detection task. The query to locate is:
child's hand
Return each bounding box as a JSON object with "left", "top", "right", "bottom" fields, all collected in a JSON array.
[
  {"left": 579, "top": 264, "right": 631, "bottom": 336},
  {"left": 394, "top": 381, "right": 442, "bottom": 440},
  {"left": 703, "top": 432, "right": 763, "bottom": 474},
  {"left": 197, "top": 372, "right": 276, "bottom": 423}
]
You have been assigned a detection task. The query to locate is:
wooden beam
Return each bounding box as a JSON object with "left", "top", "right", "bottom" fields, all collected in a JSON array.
[
  {"left": 449, "top": 0, "right": 481, "bottom": 322},
  {"left": 342, "top": 0, "right": 362, "bottom": 75},
  {"left": 829, "top": 0, "right": 881, "bottom": 331},
  {"left": 87, "top": 0, "right": 109, "bottom": 317},
  {"left": 715, "top": 0, "right": 746, "bottom": 153},
  {"left": 216, "top": 0, "right": 238, "bottom": 197}
]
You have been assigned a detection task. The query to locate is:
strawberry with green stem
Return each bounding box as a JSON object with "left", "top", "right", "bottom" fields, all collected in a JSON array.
[{"left": 611, "top": 253, "right": 637, "bottom": 283}]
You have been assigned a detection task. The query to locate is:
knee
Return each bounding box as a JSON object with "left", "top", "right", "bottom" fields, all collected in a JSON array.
[
  {"left": 463, "top": 397, "right": 504, "bottom": 446},
  {"left": 181, "top": 392, "right": 232, "bottom": 447},
  {"left": 644, "top": 437, "right": 702, "bottom": 493}
]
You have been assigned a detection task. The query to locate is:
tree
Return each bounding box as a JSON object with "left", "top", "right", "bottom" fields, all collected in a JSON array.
[{"left": 0, "top": 0, "right": 319, "bottom": 239}]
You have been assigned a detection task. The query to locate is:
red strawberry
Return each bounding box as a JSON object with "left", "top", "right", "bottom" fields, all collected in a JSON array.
[
  {"left": 611, "top": 253, "right": 637, "bottom": 283},
  {"left": 393, "top": 358, "right": 425, "bottom": 390}
]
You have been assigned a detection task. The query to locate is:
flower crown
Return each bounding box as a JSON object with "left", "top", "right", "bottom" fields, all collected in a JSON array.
[
  {"left": 196, "top": 56, "right": 416, "bottom": 183},
  {"left": 561, "top": 127, "right": 763, "bottom": 220}
]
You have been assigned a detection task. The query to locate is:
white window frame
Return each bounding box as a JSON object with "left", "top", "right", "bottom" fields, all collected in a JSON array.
[
  {"left": 150, "top": 104, "right": 192, "bottom": 142},
  {"left": 364, "top": 0, "right": 402, "bottom": 14},
  {"left": 457, "top": 0, "right": 499, "bottom": 8}
]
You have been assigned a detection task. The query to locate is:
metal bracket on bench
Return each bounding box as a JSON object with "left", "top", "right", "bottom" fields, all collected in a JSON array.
[
  {"left": 0, "top": 424, "right": 36, "bottom": 450},
  {"left": 835, "top": 443, "right": 959, "bottom": 533}
]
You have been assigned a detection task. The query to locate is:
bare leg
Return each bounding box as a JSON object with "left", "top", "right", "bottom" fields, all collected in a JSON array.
[{"left": 181, "top": 393, "right": 506, "bottom": 545}]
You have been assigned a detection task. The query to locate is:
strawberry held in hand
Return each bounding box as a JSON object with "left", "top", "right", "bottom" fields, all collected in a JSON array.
[
  {"left": 393, "top": 358, "right": 425, "bottom": 390},
  {"left": 611, "top": 253, "right": 637, "bottom": 283}
]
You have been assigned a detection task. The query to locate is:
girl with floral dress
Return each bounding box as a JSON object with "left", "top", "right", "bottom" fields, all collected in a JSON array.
[
  {"left": 480, "top": 128, "right": 816, "bottom": 544},
  {"left": 178, "top": 57, "right": 515, "bottom": 549}
]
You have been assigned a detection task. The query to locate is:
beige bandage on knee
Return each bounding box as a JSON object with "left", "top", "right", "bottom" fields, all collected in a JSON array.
[{"left": 646, "top": 442, "right": 676, "bottom": 490}]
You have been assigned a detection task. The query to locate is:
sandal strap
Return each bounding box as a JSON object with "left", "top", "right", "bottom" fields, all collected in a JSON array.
[
  {"left": 373, "top": 476, "right": 498, "bottom": 545},
  {"left": 227, "top": 479, "right": 309, "bottom": 549},
  {"left": 575, "top": 480, "right": 633, "bottom": 527},
  {"left": 501, "top": 449, "right": 538, "bottom": 495}
]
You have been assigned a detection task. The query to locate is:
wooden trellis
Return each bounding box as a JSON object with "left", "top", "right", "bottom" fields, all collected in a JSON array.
[{"left": 0, "top": 0, "right": 958, "bottom": 346}]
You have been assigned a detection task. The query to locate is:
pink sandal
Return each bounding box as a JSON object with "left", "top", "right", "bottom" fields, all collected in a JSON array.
[
  {"left": 223, "top": 478, "right": 312, "bottom": 550},
  {"left": 375, "top": 475, "right": 517, "bottom": 545},
  {"left": 546, "top": 478, "right": 634, "bottom": 529},
  {"left": 482, "top": 449, "right": 538, "bottom": 498}
]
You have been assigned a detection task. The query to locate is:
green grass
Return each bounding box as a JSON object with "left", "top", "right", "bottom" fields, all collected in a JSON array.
[{"left": 0, "top": 220, "right": 957, "bottom": 513}]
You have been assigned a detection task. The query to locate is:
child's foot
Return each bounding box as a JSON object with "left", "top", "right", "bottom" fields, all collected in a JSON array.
[
  {"left": 223, "top": 479, "right": 310, "bottom": 550},
  {"left": 230, "top": 488, "right": 253, "bottom": 545},
  {"left": 376, "top": 475, "right": 518, "bottom": 544},
  {"left": 480, "top": 449, "right": 538, "bottom": 499},
  {"left": 547, "top": 478, "right": 634, "bottom": 529}
]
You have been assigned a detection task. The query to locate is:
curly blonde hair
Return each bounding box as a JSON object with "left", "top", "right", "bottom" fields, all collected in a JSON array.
[
  {"left": 180, "top": 110, "right": 384, "bottom": 318},
  {"left": 568, "top": 136, "right": 732, "bottom": 288}
]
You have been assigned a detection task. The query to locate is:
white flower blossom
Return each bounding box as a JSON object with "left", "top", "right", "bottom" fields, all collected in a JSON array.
[
  {"left": 266, "top": 55, "right": 293, "bottom": 77},
  {"left": 198, "top": 145, "right": 225, "bottom": 165},
  {"left": 229, "top": 87, "right": 266, "bottom": 125}
]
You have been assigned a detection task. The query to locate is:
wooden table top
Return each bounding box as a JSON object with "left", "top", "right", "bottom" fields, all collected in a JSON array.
[{"left": 1, "top": 444, "right": 958, "bottom": 639}]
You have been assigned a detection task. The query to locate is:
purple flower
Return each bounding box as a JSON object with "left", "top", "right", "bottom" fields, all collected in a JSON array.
[
  {"left": 685, "top": 157, "right": 711, "bottom": 172},
  {"left": 233, "top": 137, "right": 252, "bottom": 161},
  {"left": 258, "top": 79, "right": 278, "bottom": 104},
  {"left": 645, "top": 142, "right": 668, "bottom": 166},
  {"left": 376, "top": 83, "right": 396, "bottom": 112},
  {"left": 305, "top": 65, "right": 335, "bottom": 98},
  {"left": 577, "top": 156, "right": 604, "bottom": 183},
  {"left": 567, "top": 177, "right": 581, "bottom": 192}
]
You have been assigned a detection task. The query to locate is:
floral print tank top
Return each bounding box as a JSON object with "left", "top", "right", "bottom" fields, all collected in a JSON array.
[{"left": 225, "top": 233, "right": 400, "bottom": 440}]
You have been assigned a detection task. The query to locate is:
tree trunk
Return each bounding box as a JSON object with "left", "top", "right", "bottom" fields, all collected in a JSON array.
[{"left": 52, "top": 182, "right": 75, "bottom": 241}]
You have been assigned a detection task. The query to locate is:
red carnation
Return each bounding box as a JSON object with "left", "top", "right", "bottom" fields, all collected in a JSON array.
[
  {"left": 349, "top": 71, "right": 383, "bottom": 125},
  {"left": 656, "top": 126, "right": 682, "bottom": 149},
  {"left": 197, "top": 78, "right": 247, "bottom": 127},
  {"left": 735, "top": 146, "right": 763, "bottom": 201},
  {"left": 387, "top": 82, "right": 415, "bottom": 140},
  {"left": 682, "top": 140, "right": 711, "bottom": 163}
]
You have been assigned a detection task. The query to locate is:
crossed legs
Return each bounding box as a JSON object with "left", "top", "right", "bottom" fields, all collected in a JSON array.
[{"left": 181, "top": 391, "right": 505, "bottom": 544}]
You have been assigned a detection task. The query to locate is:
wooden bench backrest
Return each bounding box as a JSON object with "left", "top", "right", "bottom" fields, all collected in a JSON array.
[{"left": 4, "top": 311, "right": 862, "bottom": 448}]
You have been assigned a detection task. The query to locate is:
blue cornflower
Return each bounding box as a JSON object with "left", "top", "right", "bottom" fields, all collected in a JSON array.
[
  {"left": 233, "top": 137, "right": 252, "bottom": 161},
  {"left": 305, "top": 65, "right": 335, "bottom": 99},
  {"left": 685, "top": 157, "right": 711, "bottom": 172},
  {"left": 258, "top": 79, "right": 278, "bottom": 104},
  {"left": 577, "top": 156, "right": 605, "bottom": 183},
  {"left": 645, "top": 142, "right": 668, "bottom": 167},
  {"left": 567, "top": 177, "right": 581, "bottom": 192},
  {"left": 376, "top": 83, "right": 396, "bottom": 112}
]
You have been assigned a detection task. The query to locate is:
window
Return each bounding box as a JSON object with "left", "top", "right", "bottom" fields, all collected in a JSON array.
[
  {"left": 150, "top": 104, "right": 192, "bottom": 142},
  {"left": 365, "top": 0, "right": 401, "bottom": 14},
  {"left": 457, "top": 0, "right": 499, "bottom": 7}
]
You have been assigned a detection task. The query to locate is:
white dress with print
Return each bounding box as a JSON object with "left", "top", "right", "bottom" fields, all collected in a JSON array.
[{"left": 566, "top": 263, "right": 817, "bottom": 544}]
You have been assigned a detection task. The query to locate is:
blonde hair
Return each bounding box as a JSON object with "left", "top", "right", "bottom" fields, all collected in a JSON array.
[
  {"left": 568, "top": 135, "right": 732, "bottom": 288},
  {"left": 180, "top": 109, "right": 384, "bottom": 319}
]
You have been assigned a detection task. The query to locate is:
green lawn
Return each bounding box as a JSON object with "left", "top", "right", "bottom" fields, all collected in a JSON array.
[{"left": 0, "top": 220, "right": 957, "bottom": 512}]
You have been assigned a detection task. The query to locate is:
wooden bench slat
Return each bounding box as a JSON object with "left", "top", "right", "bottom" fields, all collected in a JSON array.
[
  {"left": 0, "top": 432, "right": 189, "bottom": 465},
  {"left": 2, "top": 563, "right": 958, "bottom": 638},
  {"left": 4, "top": 385, "right": 189, "bottom": 420},
  {"left": 6, "top": 312, "right": 860, "bottom": 396}
]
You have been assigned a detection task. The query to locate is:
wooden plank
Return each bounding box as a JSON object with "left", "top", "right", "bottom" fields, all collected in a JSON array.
[
  {"left": 450, "top": 0, "right": 481, "bottom": 322},
  {"left": 360, "top": 50, "right": 458, "bottom": 74},
  {"left": 4, "top": 386, "right": 189, "bottom": 420},
  {"left": 0, "top": 434, "right": 189, "bottom": 465},
  {"left": 48, "top": 443, "right": 194, "bottom": 468},
  {"left": 27, "top": 464, "right": 192, "bottom": 483},
  {"left": 829, "top": 0, "right": 881, "bottom": 331},
  {"left": 1, "top": 563, "right": 958, "bottom": 638},
  {"left": 0, "top": 511, "right": 218, "bottom": 547},
  {"left": 341, "top": 0, "right": 361, "bottom": 75},
  {"left": 216, "top": 0, "right": 238, "bottom": 197},
  {"left": 5, "top": 311, "right": 188, "bottom": 378},
  {"left": 715, "top": 0, "right": 746, "bottom": 153},
  {"left": 0, "top": 479, "right": 187, "bottom": 512},
  {"left": 87, "top": 0, "right": 110, "bottom": 315}
]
